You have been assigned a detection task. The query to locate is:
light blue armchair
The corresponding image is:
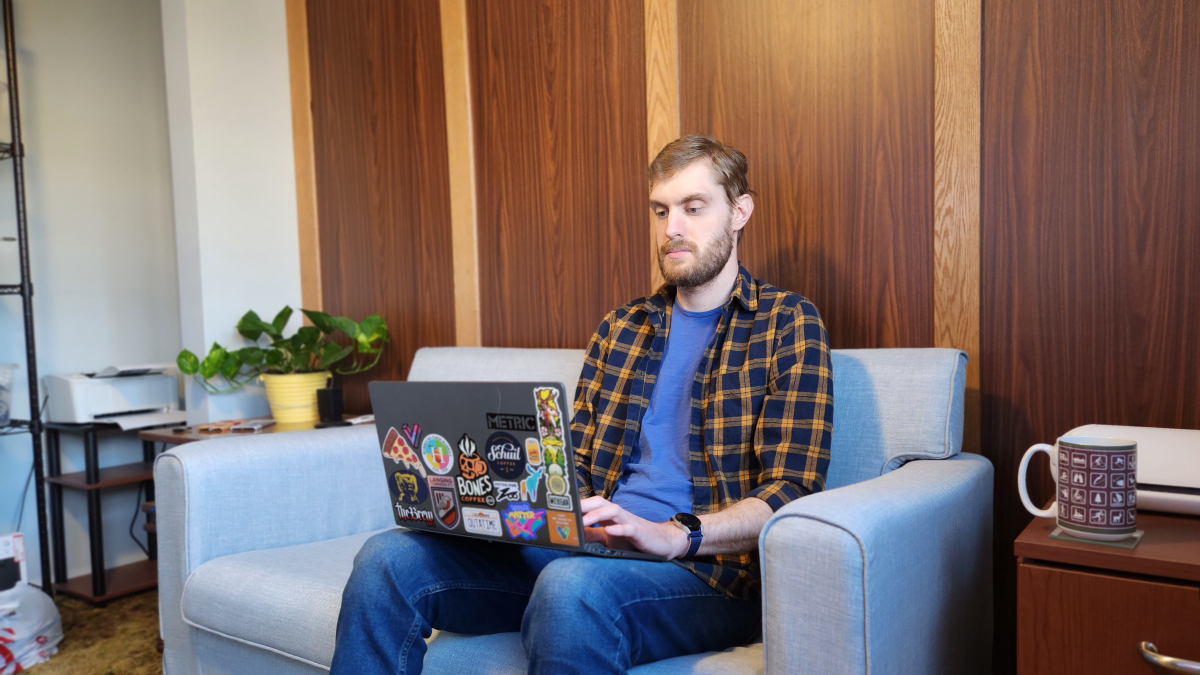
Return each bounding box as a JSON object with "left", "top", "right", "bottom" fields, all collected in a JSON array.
[{"left": 156, "top": 347, "right": 992, "bottom": 675}]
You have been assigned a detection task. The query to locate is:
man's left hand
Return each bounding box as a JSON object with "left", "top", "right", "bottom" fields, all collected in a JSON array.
[{"left": 580, "top": 496, "right": 688, "bottom": 559}]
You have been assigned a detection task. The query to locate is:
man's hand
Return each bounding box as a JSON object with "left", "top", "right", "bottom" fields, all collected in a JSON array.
[{"left": 580, "top": 496, "right": 689, "bottom": 559}]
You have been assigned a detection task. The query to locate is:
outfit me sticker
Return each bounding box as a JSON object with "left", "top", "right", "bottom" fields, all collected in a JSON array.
[
  {"left": 462, "top": 508, "right": 503, "bottom": 537},
  {"left": 422, "top": 434, "right": 455, "bottom": 475}
]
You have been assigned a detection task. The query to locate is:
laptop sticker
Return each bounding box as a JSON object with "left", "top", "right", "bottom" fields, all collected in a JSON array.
[
  {"left": 394, "top": 503, "right": 435, "bottom": 528},
  {"left": 486, "top": 412, "right": 537, "bottom": 432},
  {"left": 422, "top": 434, "right": 455, "bottom": 475},
  {"left": 382, "top": 426, "right": 427, "bottom": 478},
  {"left": 456, "top": 433, "right": 495, "bottom": 506},
  {"left": 525, "top": 438, "right": 544, "bottom": 466},
  {"left": 389, "top": 469, "right": 429, "bottom": 505},
  {"left": 462, "top": 508, "right": 503, "bottom": 537},
  {"left": 533, "top": 387, "right": 566, "bottom": 444},
  {"left": 546, "top": 494, "right": 572, "bottom": 511},
  {"left": 502, "top": 502, "right": 546, "bottom": 540},
  {"left": 521, "top": 465, "right": 545, "bottom": 502},
  {"left": 547, "top": 511, "right": 578, "bottom": 546},
  {"left": 429, "top": 476, "right": 460, "bottom": 530},
  {"left": 494, "top": 481, "right": 522, "bottom": 503},
  {"left": 485, "top": 431, "right": 525, "bottom": 479}
]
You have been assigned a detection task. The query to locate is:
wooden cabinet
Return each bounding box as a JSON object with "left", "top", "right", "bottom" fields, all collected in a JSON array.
[{"left": 1016, "top": 511, "right": 1200, "bottom": 674}]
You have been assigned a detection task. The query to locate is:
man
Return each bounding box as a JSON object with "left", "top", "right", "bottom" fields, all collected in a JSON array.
[{"left": 330, "top": 135, "right": 833, "bottom": 675}]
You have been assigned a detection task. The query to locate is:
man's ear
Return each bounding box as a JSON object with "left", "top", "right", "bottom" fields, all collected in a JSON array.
[{"left": 732, "top": 193, "right": 754, "bottom": 233}]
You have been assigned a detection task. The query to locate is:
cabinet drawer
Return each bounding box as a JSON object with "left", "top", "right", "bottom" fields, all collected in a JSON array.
[{"left": 1018, "top": 561, "right": 1200, "bottom": 674}]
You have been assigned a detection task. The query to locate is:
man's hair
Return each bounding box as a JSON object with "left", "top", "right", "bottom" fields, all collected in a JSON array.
[{"left": 648, "top": 134, "right": 750, "bottom": 209}]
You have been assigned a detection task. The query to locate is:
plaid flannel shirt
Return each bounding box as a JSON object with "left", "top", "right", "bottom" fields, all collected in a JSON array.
[{"left": 571, "top": 264, "right": 834, "bottom": 599}]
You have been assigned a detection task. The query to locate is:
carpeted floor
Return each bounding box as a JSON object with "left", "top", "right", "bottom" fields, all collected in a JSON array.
[{"left": 32, "top": 589, "right": 161, "bottom": 675}]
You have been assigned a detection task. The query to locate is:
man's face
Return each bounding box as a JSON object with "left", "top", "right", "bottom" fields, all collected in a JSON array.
[{"left": 649, "top": 161, "right": 748, "bottom": 288}]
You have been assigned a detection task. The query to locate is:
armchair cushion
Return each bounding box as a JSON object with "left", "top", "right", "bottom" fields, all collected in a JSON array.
[{"left": 826, "top": 349, "right": 967, "bottom": 489}]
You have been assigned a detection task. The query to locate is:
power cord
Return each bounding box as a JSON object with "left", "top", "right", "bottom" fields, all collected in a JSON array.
[
  {"left": 8, "top": 395, "right": 48, "bottom": 532},
  {"left": 128, "top": 479, "right": 150, "bottom": 558},
  {"left": 126, "top": 441, "right": 161, "bottom": 558}
]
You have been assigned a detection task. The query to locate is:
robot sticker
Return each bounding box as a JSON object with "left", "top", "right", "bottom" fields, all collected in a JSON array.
[
  {"left": 456, "top": 433, "right": 494, "bottom": 506},
  {"left": 422, "top": 434, "right": 455, "bottom": 475},
  {"left": 502, "top": 502, "right": 546, "bottom": 540},
  {"left": 381, "top": 426, "right": 427, "bottom": 478},
  {"left": 429, "top": 476, "right": 460, "bottom": 530}
]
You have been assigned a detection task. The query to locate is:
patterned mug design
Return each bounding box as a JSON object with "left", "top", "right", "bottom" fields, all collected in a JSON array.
[{"left": 1020, "top": 435, "right": 1137, "bottom": 541}]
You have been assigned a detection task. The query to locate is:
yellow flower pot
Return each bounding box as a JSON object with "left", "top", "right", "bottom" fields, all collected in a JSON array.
[{"left": 260, "top": 371, "right": 331, "bottom": 424}]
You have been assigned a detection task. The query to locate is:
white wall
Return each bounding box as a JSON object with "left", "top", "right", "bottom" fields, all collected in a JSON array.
[
  {"left": 160, "top": 0, "right": 302, "bottom": 424},
  {"left": 0, "top": 0, "right": 181, "bottom": 586}
]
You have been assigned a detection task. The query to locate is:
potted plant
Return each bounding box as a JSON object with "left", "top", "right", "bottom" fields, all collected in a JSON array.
[{"left": 176, "top": 306, "right": 388, "bottom": 424}]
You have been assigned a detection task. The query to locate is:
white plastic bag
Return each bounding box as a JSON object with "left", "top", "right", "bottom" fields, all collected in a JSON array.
[{"left": 0, "top": 582, "right": 62, "bottom": 673}]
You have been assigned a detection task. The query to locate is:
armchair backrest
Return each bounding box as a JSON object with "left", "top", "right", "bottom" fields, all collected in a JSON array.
[{"left": 407, "top": 346, "right": 968, "bottom": 492}]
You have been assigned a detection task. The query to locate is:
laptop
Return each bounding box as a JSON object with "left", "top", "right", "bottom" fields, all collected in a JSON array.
[{"left": 368, "top": 381, "right": 667, "bottom": 562}]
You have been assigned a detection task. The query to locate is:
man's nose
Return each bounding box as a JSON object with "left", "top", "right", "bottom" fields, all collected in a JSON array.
[{"left": 664, "top": 209, "right": 688, "bottom": 240}]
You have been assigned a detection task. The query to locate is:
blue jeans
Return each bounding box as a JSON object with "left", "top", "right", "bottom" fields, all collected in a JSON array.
[{"left": 330, "top": 529, "right": 761, "bottom": 675}]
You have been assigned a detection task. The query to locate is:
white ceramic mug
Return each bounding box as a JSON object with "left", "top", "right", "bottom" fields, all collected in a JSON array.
[{"left": 1018, "top": 435, "right": 1137, "bottom": 541}]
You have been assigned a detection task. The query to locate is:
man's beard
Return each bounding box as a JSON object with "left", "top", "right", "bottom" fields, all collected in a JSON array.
[{"left": 657, "top": 217, "right": 735, "bottom": 288}]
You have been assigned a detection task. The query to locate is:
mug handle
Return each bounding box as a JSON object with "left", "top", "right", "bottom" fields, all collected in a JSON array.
[{"left": 1018, "top": 443, "right": 1058, "bottom": 519}]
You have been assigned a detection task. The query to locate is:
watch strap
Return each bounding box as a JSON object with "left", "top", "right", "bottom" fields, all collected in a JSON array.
[{"left": 685, "top": 530, "right": 703, "bottom": 557}]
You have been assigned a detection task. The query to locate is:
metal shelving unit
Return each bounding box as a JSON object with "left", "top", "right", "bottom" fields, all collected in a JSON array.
[{"left": 0, "top": 0, "right": 52, "bottom": 595}]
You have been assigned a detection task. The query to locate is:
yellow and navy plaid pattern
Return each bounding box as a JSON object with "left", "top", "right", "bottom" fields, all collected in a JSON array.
[{"left": 571, "top": 265, "right": 834, "bottom": 599}]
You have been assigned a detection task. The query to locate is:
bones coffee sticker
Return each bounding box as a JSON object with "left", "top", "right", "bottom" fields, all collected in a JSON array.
[{"left": 455, "top": 433, "right": 494, "bottom": 506}]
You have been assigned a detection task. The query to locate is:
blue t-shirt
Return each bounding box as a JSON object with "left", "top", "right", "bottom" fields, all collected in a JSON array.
[{"left": 611, "top": 302, "right": 723, "bottom": 522}]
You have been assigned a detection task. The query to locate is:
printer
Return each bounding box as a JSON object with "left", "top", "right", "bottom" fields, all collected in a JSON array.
[
  {"left": 44, "top": 365, "right": 185, "bottom": 429},
  {"left": 1066, "top": 424, "right": 1200, "bottom": 516}
]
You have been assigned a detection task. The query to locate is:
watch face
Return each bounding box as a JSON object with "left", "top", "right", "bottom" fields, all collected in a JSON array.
[{"left": 674, "top": 513, "right": 702, "bottom": 531}]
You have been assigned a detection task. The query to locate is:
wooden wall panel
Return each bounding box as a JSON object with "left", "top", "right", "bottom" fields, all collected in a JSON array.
[
  {"left": 678, "top": 0, "right": 935, "bottom": 349},
  {"left": 468, "top": 0, "right": 649, "bottom": 349},
  {"left": 307, "top": 0, "right": 457, "bottom": 412},
  {"left": 983, "top": 2, "right": 1200, "bottom": 671}
]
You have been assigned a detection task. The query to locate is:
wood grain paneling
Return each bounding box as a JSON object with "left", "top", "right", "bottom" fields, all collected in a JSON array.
[
  {"left": 678, "top": 0, "right": 935, "bottom": 349},
  {"left": 645, "top": 0, "right": 679, "bottom": 293},
  {"left": 1017, "top": 562, "right": 1200, "bottom": 674},
  {"left": 983, "top": 2, "right": 1200, "bottom": 671},
  {"left": 934, "top": 0, "right": 980, "bottom": 454},
  {"left": 286, "top": 0, "right": 322, "bottom": 314},
  {"left": 440, "top": 0, "right": 481, "bottom": 347},
  {"left": 308, "top": 0, "right": 456, "bottom": 412},
  {"left": 468, "top": 0, "right": 649, "bottom": 348}
]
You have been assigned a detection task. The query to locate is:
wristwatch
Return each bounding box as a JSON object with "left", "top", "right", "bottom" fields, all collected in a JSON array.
[{"left": 672, "top": 513, "right": 704, "bottom": 558}]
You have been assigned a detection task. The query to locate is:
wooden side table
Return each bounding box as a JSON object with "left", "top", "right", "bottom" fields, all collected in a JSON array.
[
  {"left": 44, "top": 421, "right": 160, "bottom": 604},
  {"left": 1015, "top": 510, "right": 1200, "bottom": 673}
]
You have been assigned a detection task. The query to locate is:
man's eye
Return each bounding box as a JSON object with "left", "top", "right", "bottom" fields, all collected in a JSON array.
[
  {"left": 655, "top": 211, "right": 667, "bottom": 218},
  {"left": 687, "top": 207, "right": 700, "bottom": 214}
]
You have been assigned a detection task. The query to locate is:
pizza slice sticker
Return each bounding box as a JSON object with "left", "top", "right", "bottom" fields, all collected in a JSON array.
[{"left": 382, "top": 426, "right": 427, "bottom": 478}]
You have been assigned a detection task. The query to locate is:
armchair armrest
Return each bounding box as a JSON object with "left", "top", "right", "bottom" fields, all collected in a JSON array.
[
  {"left": 155, "top": 426, "right": 391, "bottom": 675},
  {"left": 759, "top": 453, "right": 993, "bottom": 675}
]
